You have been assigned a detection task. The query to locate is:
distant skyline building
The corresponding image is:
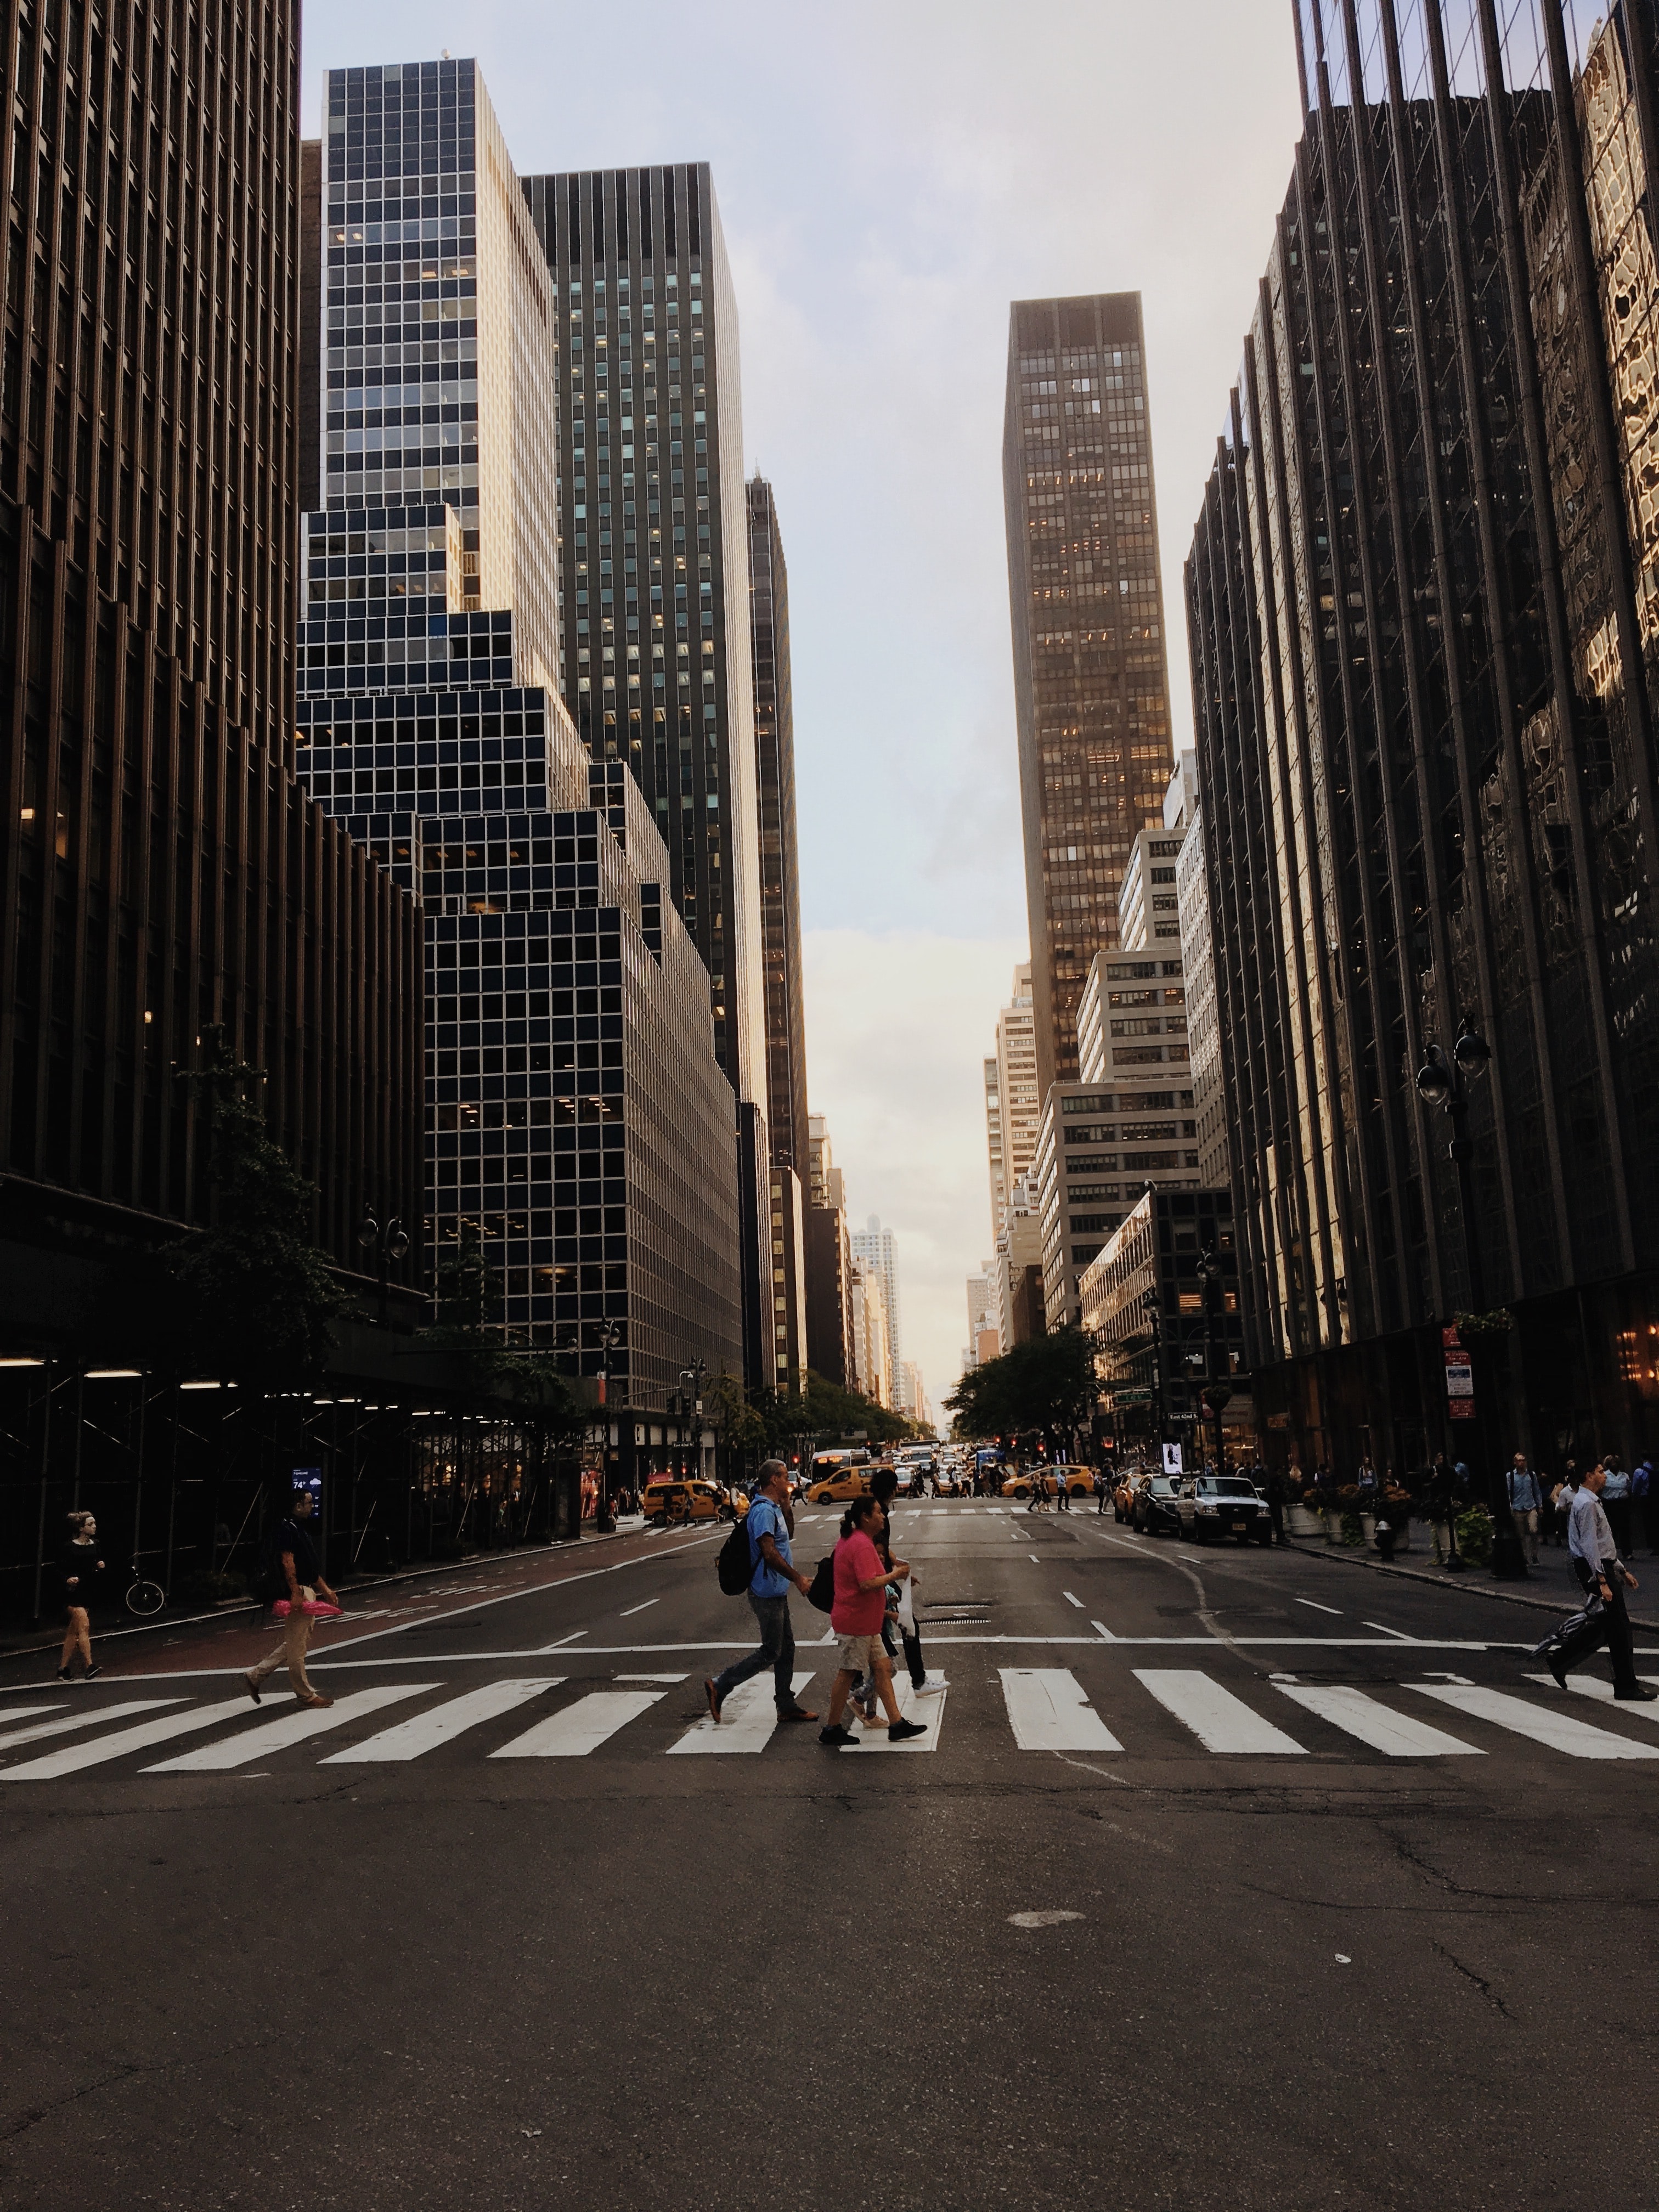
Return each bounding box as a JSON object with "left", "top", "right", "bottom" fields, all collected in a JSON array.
[
  {"left": 850, "top": 1215, "right": 902, "bottom": 1388},
  {"left": 295, "top": 59, "right": 743, "bottom": 1413},
  {"left": 805, "top": 1110, "right": 856, "bottom": 1389},
  {"left": 985, "top": 963, "right": 1040, "bottom": 1240},
  {"left": 1002, "top": 291, "right": 1175, "bottom": 1099}
]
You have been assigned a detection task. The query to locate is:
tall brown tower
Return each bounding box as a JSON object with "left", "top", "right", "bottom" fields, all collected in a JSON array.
[{"left": 1002, "top": 291, "right": 1174, "bottom": 1096}]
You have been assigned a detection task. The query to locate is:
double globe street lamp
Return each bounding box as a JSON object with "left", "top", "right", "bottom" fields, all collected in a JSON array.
[
  {"left": 1414, "top": 1018, "right": 1526, "bottom": 1581},
  {"left": 356, "top": 1212, "right": 410, "bottom": 1327}
]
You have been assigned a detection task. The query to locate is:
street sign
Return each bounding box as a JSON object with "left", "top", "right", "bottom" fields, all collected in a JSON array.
[
  {"left": 1442, "top": 1324, "right": 1474, "bottom": 1418},
  {"left": 1163, "top": 1442, "right": 1184, "bottom": 1476},
  {"left": 1113, "top": 1388, "right": 1152, "bottom": 1407}
]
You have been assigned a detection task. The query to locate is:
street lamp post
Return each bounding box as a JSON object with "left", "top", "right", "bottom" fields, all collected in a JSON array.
[
  {"left": 1140, "top": 1286, "right": 1165, "bottom": 1458},
  {"left": 356, "top": 1212, "right": 411, "bottom": 1328},
  {"left": 594, "top": 1320, "right": 623, "bottom": 1532},
  {"left": 1415, "top": 1017, "right": 1526, "bottom": 1581}
]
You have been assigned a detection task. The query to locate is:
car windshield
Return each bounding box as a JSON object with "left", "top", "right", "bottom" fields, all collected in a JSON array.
[
  {"left": 1200, "top": 1479, "right": 1258, "bottom": 1498},
  {"left": 1149, "top": 1479, "right": 1176, "bottom": 1495}
]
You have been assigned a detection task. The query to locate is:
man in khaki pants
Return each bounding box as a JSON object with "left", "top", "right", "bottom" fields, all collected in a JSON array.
[{"left": 245, "top": 1488, "right": 339, "bottom": 1708}]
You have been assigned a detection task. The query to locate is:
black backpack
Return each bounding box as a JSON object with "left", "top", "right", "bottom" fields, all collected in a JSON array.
[
  {"left": 717, "top": 1514, "right": 759, "bottom": 1596},
  {"left": 806, "top": 1555, "right": 835, "bottom": 1613}
]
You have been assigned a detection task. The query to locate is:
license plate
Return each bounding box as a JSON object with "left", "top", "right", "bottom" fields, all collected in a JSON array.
[{"left": 1230, "top": 1521, "right": 1245, "bottom": 1533}]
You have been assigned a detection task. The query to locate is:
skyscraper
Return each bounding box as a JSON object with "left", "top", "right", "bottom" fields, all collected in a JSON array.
[
  {"left": 295, "top": 60, "right": 743, "bottom": 1412},
  {"left": 746, "top": 475, "right": 810, "bottom": 1183},
  {"left": 850, "top": 1215, "right": 902, "bottom": 1388},
  {"left": 805, "top": 1111, "right": 856, "bottom": 1388},
  {"left": 1186, "top": 0, "right": 1659, "bottom": 1471},
  {"left": 0, "top": 0, "right": 422, "bottom": 1333},
  {"left": 520, "top": 166, "right": 766, "bottom": 1114},
  {"left": 985, "top": 964, "right": 1040, "bottom": 1238},
  {"left": 1003, "top": 292, "right": 1175, "bottom": 1097}
]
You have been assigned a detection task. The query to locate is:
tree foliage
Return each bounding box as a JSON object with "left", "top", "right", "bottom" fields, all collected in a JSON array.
[{"left": 944, "top": 1328, "right": 1098, "bottom": 1450}]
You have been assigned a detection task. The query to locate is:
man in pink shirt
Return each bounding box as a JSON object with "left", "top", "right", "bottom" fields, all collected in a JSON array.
[{"left": 819, "top": 1494, "right": 927, "bottom": 1747}]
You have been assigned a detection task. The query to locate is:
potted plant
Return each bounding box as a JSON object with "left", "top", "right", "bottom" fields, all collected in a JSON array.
[
  {"left": 1288, "top": 1488, "right": 1324, "bottom": 1539},
  {"left": 1381, "top": 1485, "right": 1412, "bottom": 1553}
]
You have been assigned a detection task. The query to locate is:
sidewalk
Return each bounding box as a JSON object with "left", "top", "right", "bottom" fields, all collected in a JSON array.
[
  {"left": 1285, "top": 1526, "right": 1659, "bottom": 1634},
  {"left": 0, "top": 1510, "right": 663, "bottom": 1667}
]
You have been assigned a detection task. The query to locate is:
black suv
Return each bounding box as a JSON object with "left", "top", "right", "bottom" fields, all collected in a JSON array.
[
  {"left": 1131, "top": 1475, "right": 1184, "bottom": 1536},
  {"left": 1180, "top": 1474, "right": 1272, "bottom": 1545}
]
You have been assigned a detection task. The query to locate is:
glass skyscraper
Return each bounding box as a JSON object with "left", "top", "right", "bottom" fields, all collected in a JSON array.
[
  {"left": 1002, "top": 291, "right": 1176, "bottom": 1099},
  {"left": 294, "top": 60, "right": 743, "bottom": 1408}
]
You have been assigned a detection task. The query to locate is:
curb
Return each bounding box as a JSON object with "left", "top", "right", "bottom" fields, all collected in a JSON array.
[
  {"left": 0, "top": 1519, "right": 662, "bottom": 1668},
  {"left": 1285, "top": 1534, "right": 1659, "bottom": 1635}
]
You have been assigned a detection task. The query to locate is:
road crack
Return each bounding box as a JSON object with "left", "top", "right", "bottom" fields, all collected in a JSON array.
[{"left": 1434, "top": 1942, "right": 1514, "bottom": 2017}]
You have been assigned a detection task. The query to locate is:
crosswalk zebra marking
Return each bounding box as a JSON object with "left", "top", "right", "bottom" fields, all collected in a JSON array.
[
  {"left": 1275, "top": 1683, "right": 1482, "bottom": 1757},
  {"left": 492, "top": 1689, "right": 665, "bottom": 1759},
  {"left": 669, "top": 1672, "right": 816, "bottom": 1754},
  {"left": 843, "top": 1674, "right": 947, "bottom": 1752},
  {"left": 1, "top": 1696, "right": 261, "bottom": 1779},
  {"left": 1525, "top": 1674, "right": 1659, "bottom": 1728},
  {"left": 1000, "top": 1668, "right": 1122, "bottom": 1752},
  {"left": 145, "top": 1685, "right": 433, "bottom": 1772},
  {"left": 1415, "top": 1683, "right": 1659, "bottom": 1759},
  {"left": 0, "top": 1698, "right": 184, "bottom": 1754},
  {"left": 1135, "top": 1668, "right": 1307, "bottom": 1754},
  {"left": 320, "top": 1678, "right": 557, "bottom": 1763}
]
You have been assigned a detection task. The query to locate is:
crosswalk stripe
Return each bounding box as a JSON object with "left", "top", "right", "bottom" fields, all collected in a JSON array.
[
  {"left": 843, "top": 1676, "right": 947, "bottom": 1752},
  {"left": 1276, "top": 1683, "right": 1483, "bottom": 1757},
  {"left": 1414, "top": 1683, "right": 1659, "bottom": 1759},
  {"left": 1526, "top": 1674, "right": 1659, "bottom": 1725},
  {"left": 492, "top": 1689, "right": 666, "bottom": 1758},
  {"left": 320, "top": 1678, "right": 557, "bottom": 1763},
  {"left": 144, "top": 1685, "right": 435, "bottom": 1772},
  {"left": 1000, "top": 1668, "right": 1122, "bottom": 1752},
  {"left": 1135, "top": 1669, "right": 1307, "bottom": 1754},
  {"left": 0, "top": 1696, "right": 259, "bottom": 1779},
  {"left": 0, "top": 1706, "right": 56, "bottom": 1729},
  {"left": 669, "top": 1672, "right": 815, "bottom": 1754},
  {"left": 0, "top": 1698, "right": 184, "bottom": 1753}
]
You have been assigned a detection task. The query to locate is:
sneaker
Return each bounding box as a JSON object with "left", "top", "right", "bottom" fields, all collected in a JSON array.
[
  {"left": 818, "top": 1723, "right": 858, "bottom": 1748},
  {"left": 1615, "top": 1685, "right": 1659, "bottom": 1702},
  {"left": 82, "top": 1664, "right": 101, "bottom": 1682},
  {"left": 703, "top": 1678, "right": 722, "bottom": 1725},
  {"left": 54, "top": 1666, "right": 72, "bottom": 1683},
  {"left": 244, "top": 1671, "right": 263, "bottom": 1705},
  {"left": 912, "top": 1677, "right": 948, "bottom": 1696},
  {"left": 778, "top": 1706, "right": 820, "bottom": 1723},
  {"left": 888, "top": 1718, "right": 928, "bottom": 1742}
]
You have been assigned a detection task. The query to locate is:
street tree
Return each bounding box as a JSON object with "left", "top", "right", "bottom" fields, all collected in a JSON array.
[{"left": 945, "top": 1328, "right": 1098, "bottom": 1457}]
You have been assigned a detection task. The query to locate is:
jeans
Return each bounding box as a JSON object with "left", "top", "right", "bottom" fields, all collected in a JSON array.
[
  {"left": 250, "top": 1587, "right": 319, "bottom": 1699},
  {"left": 712, "top": 1592, "right": 796, "bottom": 1713}
]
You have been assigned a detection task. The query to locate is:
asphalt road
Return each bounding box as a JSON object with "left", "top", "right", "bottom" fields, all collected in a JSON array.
[{"left": 3, "top": 1500, "right": 1657, "bottom": 2212}]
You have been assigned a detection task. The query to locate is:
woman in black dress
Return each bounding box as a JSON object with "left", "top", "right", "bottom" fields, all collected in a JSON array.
[{"left": 57, "top": 1510, "right": 105, "bottom": 1681}]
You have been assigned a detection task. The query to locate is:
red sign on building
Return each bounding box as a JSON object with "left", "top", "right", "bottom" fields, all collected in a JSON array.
[{"left": 1443, "top": 1325, "right": 1474, "bottom": 1421}]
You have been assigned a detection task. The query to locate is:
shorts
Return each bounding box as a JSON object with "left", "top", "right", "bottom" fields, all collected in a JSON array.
[{"left": 835, "top": 1632, "right": 884, "bottom": 1674}]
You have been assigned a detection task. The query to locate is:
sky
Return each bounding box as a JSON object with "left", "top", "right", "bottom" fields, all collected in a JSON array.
[{"left": 300, "top": 0, "right": 1307, "bottom": 1420}]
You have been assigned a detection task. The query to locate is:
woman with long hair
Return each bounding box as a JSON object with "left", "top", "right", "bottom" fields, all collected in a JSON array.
[{"left": 56, "top": 1510, "right": 105, "bottom": 1682}]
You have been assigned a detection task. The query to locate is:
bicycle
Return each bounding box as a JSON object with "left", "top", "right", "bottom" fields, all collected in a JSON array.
[{"left": 124, "top": 1562, "right": 166, "bottom": 1617}]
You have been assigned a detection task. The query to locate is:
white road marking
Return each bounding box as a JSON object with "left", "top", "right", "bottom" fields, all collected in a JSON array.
[
  {"left": 320, "top": 1678, "right": 556, "bottom": 1762},
  {"left": 0, "top": 1706, "right": 55, "bottom": 1728},
  {"left": 538, "top": 1629, "right": 589, "bottom": 1652},
  {"left": 1275, "top": 1683, "right": 1482, "bottom": 1757},
  {"left": 1000, "top": 1668, "right": 1123, "bottom": 1752},
  {"left": 1091, "top": 1620, "right": 1116, "bottom": 1641},
  {"left": 1295, "top": 1599, "right": 1342, "bottom": 1616},
  {"left": 1415, "top": 1683, "right": 1659, "bottom": 1759},
  {"left": 614, "top": 1672, "right": 687, "bottom": 1683},
  {"left": 619, "top": 1599, "right": 658, "bottom": 1618},
  {"left": 1363, "top": 1622, "right": 1415, "bottom": 1641},
  {"left": 1009, "top": 1910, "right": 1084, "bottom": 1928},
  {"left": 0, "top": 1698, "right": 183, "bottom": 1753},
  {"left": 1062, "top": 1592, "right": 1085, "bottom": 1609},
  {"left": 1, "top": 1697, "right": 261, "bottom": 1779},
  {"left": 145, "top": 1685, "right": 431, "bottom": 1771},
  {"left": 1135, "top": 1669, "right": 1307, "bottom": 1754},
  {"left": 1029, "top": 1553, "right": 1041, "bottom": 1564},
  {"left": 844, "top": 1674, "right": 946, "bottom": 1752},
  {"left": 669, "top": 1672, "right": 815, "bottom": 1755},
  {"left": 492, "top": 1689, "right": 665, "bottom": 1758},
  {"left": 1527, "top": 1674, "right": 1659, "bottom": 1727}
]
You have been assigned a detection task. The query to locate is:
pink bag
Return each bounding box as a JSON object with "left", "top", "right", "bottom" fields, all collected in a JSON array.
[{"left": 270, "top": 1597, "right": 341, "bottom": 1620}]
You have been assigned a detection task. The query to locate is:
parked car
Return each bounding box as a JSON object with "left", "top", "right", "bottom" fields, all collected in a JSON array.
[
  {"left": 1180, "top": 1474, "right": 1272, "bottom": 1545},
  {"left": 1131, "top": 1475, "right": 1184, "bottom": 1536}
]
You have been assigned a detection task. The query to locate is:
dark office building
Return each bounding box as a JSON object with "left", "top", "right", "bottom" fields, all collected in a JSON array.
[
  {"left": 296, "top": 61, "right": 743, "bottom": 1406},
  {"left": 746, "top": 474, "right": 810, "bottom": 1183},
  {"left": 0, "top": 0, "right": 422, "bottom": 1349},
  {"left": 1003, "top": 292, "right": 1176, "bottom": 1098},
  {"left": 1186, "top": 0, "right": 1659, "bottom": 1476}
]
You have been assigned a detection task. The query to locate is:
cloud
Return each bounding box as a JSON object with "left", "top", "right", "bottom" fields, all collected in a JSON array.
[{"left": 803, "top": 927, "right": 1025, "bottom": 1413}]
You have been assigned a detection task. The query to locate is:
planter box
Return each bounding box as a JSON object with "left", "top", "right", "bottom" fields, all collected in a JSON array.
[
  {"left": 1359, "top": 1513, "right": 1376, "bottom": 1544},
  {"left": 1287, "top": 1504, "right": 1323, "bottom": 1538}
]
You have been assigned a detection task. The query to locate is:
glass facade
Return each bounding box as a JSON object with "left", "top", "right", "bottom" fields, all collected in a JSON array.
[
  {"left": 296, "top": 62, "right": 743, "bottom": 1404},
  {"left": 1003, "top": 292, "right": 1176, "bottom": 1096},
  {"left": 1188, "top": 0, "right": 1659, "bottom": 1470}
]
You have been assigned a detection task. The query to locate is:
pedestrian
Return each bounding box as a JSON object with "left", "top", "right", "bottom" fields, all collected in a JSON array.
[
  {"left": 1505, "top": 1451, "right": 1543, "bottom": 1566},
  {"left": 1096, "top": 1463, "right": 1111, "bottom": 1516},
  {"left": 1056, "top": 1464, "right": 1071, "bottom": 1513},
  {"left": 244, "top": 1486, "right": 341, "bottom": 1709},
  {"left": 1265, "top": 1464, "right": 1287, "bottom": 1546},
  {"left": 54, "top": 1510, "right": 106, "bottom": 1683},
  {"left": 864, "top": 1467, "right": 945, "bottom": 1703},
  {"left": 704, "top": 1459, "right": 818, "bottom": 1727},
  {"left": 819, "top": 1494, "right": 927, "bottom": 1748},
  {"left": 1547, "top": 1463, "right": 1658, "bottom": 1702},
  {"left": 1601, "top": 1456, "right": 1633, "bottom": 1556},
  {"left": 1427, "top": 1455, "right": 1456, "bottom": 1567},
  {"left": 1637, "top": 1456, "right": 1657, "bottom": 1557}
]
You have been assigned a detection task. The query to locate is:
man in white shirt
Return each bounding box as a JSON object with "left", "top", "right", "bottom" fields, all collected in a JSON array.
[{"left": 1557, "top": 1464, "right": 1657, "bottom": 1701}]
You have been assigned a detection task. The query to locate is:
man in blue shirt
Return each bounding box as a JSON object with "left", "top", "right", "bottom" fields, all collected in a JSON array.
[
  {"left": 705, "top": 1460, "right": 817, "bottom": 1726},
  {"left": 1556, "top": 1465, "right": 1657, "bottom": 1701},
  {"left": 1506, "top": 1453, "right": 1543, "bottom": 1565}
]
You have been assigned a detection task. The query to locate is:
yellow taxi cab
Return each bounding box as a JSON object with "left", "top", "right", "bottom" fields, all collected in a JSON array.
[
  {"left": 641, "top": 1475, "right": 725, "bottom": 1525},
  {"left": 1001, "top": 1464, "right": 1096, "bottom": 1501},
  {"left": 805, "top": 1458, "right": 873, "bottom": 1504}
]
